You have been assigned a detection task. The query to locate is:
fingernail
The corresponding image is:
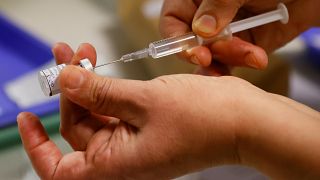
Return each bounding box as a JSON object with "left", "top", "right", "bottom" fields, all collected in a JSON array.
[
  {"left": 17, "top": 112, "right": 33, "bottom": 125},
  {"left": 245, "top": 52, "right": 260, "bottom": 69},
  {"left": 190, "top": 55, "right": 200, "bottom": 64},
  {"left": 51, "top": 44, "right": 57, "bottom": 54},
  {"left": 64, "top": 67, "right": 85, "bottom": 90},
  {"left": 17, "top": 112, "right": 25, "bottom": 122},
  {"left": 76, "top": 43, "right": 84, "bottom": 51},
  {"left": 194, "top": 15, "right": 217, "bottom": 35},
  {"left": 186, "top": 48, "right": 199, "bottom": 65}
]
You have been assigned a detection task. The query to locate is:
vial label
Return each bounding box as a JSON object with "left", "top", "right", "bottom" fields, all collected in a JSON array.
[
  {"left": 39, "top": 59, "right": 92, "bottom": 96},
  {"left": 39, "top": 64, "right": 66, "bottom": 96},
  {"left": 48, "top": 64, "right": 66, "bottom": 93}
]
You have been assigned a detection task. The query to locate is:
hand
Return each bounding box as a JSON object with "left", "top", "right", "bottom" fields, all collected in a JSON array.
[
  {"left": 18, "top": 43, "right": 253, "bottom": 179},
  {"left": 18, "top": 43, "right": 320, "bottom": 179},
  {"left": 160, "top": 0, "right": 320, "bottom": 74}
]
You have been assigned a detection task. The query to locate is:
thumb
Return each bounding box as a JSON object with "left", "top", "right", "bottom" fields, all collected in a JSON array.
[
  {"left": 192, "top": 0, "right": 242, "bottom": 37},
  {"left": 59, "top": 66, "right": 149, "bottom": 127}
]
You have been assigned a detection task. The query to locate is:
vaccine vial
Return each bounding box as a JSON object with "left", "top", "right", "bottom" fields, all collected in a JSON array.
[{"left": 38, "top": 59, "right": 93, "bottom": 96}]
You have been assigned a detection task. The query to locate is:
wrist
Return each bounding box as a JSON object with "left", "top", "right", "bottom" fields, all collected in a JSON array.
[
  {"left": 202, "top": 77, "right": 267, "bottom": 167},
  {"left": 233, "top": 90, "right": 273, "bottom": 165},
  {"left": 234, "top": 92, "right": 288, "bottom": 176},
  {"left": 236, "top": 92, "right": 320, "bottom": 178}
]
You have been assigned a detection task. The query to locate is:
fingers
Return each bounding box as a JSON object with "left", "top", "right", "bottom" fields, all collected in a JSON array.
[
  {"left": 192, "top": 0, "right": 244, "bottom": 37},
  {"left": 211, "top": 37, "right": 268, "bottom": 69},
  {"left": 184, "top": 46, "right": 212, "bottom": 66},
  {"left": 18, "top": 112, "right": 92, "bottom": 179},
  {"left": 194, "top": 61, "right": 231, "bottom": 76},
  {"left": 52, "top": 42, "right": 97, "bottom": 66},
  {"left": 52, "top": 42, "right": 74, "bottom": 64},
  {"left": 194, "top": 36, "right": 269, "bottom": 74},
  {"left": 52, "top": 43, "right": 101, "bottom": 151},
  {"left": 71, "top": 43, "right": 97, "bottom": 66},
  {"left": 160, "top": 0, "right": 214, "bottom": 66},
  {"left": 17, "top": 112, "right": 63, "bottom": 180},
  {"left": 186, "top": 36, "right": 268, "bottom": 70},
  {"left": 191, "top": 0, "right": 267, "bottom": 68},
  {"left": 160, "top": 0, "right": 266, "bottom": 68},
  {"left": 59, "top": 66, "right": 149, "bottom": 127},
  {"left": 59, "top": 114, "right": 105, "bottom": 151},
  {"left": 160, "top": 0, "right": 197, "bottom": 37}
]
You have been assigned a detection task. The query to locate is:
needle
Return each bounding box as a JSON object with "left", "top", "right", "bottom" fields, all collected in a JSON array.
[
  {"left": 94, "top": 59, "right": 123, "bottom": 69},
  {"left": 93, "top": 48, "right": 148, "bottom": 70}
]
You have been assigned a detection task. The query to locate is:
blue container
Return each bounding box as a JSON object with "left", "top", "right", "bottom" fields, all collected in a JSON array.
[
  {"left": 0, "top": 14, "right": 59, "bottom": 128},
  {"left": 301, "top": 28, "right": 320, "bottom": 67}
]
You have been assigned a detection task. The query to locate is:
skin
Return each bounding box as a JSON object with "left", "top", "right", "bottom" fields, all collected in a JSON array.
[
  {"left": 17, "top": 0, "right": 320, "bottom": 179},
  {"left": 160, "top": 0, "right": 320, "bottom": 74},
  {"left": 17, "top": 43, "right": 320, "bottom": 179}
]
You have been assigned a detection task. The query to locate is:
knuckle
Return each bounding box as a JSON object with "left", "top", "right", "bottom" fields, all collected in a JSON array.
[
  {"left": 219, "top": 76, "right": 257, "bottom": 95},
  {"left": 127, "top": 80, "right": 159, "bottom": 110},
  {"left": 220, "top": 76, "right": 249, "bottom": 85},
  {"left": 90, "top": 77, "right": 114, "bottom": 112}
]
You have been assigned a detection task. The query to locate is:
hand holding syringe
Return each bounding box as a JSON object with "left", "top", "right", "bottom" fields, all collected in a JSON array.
[{"left": 39, "top": 3, "right": 289, "bottom": 96}]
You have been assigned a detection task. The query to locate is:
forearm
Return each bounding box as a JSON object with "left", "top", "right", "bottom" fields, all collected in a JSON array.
[{"left": 238, "top": 93, "right": 320, "bottom": 179}]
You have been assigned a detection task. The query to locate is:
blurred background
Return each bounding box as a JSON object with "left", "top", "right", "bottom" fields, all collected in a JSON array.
[{"left": 0, "top": 0, "right": 319, "bottom": 179}]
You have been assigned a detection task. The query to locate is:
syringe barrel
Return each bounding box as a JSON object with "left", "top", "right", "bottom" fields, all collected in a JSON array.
[
  {"left": 149, "top": 32, "right": 199, "bottom": 59},
  {"left": 197, "top": 27, "right": 232, "bottom": 45},
  {"left": 149, "top": 28, "right": 232, "bottom": 59}
]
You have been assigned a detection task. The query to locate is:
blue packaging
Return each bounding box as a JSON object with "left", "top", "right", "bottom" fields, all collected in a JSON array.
[
  {"left": 301, "top": 28, "right": 320, "bottom": 67},
  {"left": 0, "top": 14, "right": 59, "bottom": 128}
]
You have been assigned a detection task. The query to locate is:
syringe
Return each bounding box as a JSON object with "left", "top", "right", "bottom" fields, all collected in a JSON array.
[
  {"left": 98, "top": 3, "right": 289, "bottom": 66},
  {"left": 38, "top": 3, "right": 289, "bottom": 96}
]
